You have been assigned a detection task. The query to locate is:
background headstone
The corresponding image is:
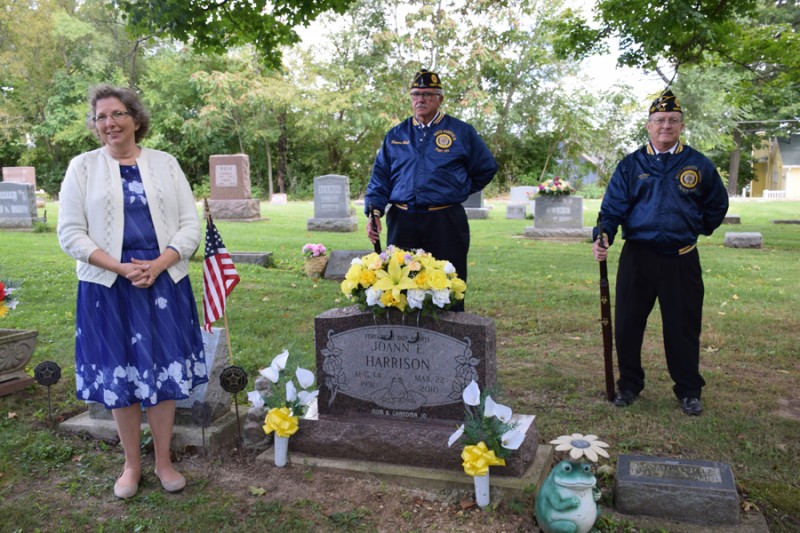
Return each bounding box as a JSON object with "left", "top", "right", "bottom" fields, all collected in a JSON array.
[
  {"left": 615, "top": 454, "right": 740, "bottom": 525},
  {"left": 723, "top": 214, "right": 741, "bottom": 224},
  {"left": 208, "top": 154, "right": 260, "bottom": 220},
  {"left": 724, "top": 232, "right": 763, "bottom": 249},
  {"left": 307, "top": 175, "right": 357, "bottom": 232},
  {"left": 524, "top": 195, "right": 591, "bottom": 239},
  {"left": 0, "top": 182, "right": 38, "bottom": 229},
  {"left": 2, "top": 167, "right": 36, "bottom": 187},
  {"left": 506, "top": 203, "right": 526, "bottom": 219},
  {"left": 533, "top": 196, "right": 584, "bottom": 228},
  {"left": 508, "top": 186, "right": 537, "bottom": 203},
  {"left": 323, "top": 250, "right": 372, "bottom": 280},
  {"left": 270, "top": 193, "right": 287, "bottom": 205},
  {"left": 463, "top": 191, "right": 489, "bottom": 220}
]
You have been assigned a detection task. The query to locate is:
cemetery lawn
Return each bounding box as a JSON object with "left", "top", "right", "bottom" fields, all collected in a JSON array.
[{"left": 1, "top": 198, "right": 799, "bottom": 532}]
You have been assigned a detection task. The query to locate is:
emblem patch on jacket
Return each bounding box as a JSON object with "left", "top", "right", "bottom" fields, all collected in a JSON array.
[
  {"left": 435, "top": 130, "right": 456, "bottom": 151},
  {"left": 678, "top": 167, "right": 700, "bottom": 191}
]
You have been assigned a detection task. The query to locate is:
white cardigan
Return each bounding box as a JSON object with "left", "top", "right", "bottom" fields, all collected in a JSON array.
[{"left": 58, "top": 147, "right": 201, "bottom": 288}]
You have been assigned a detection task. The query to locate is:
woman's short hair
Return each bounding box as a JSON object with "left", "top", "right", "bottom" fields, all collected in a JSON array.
[{"left": 86, "top": 84, "right": 150, "bottom": 143}]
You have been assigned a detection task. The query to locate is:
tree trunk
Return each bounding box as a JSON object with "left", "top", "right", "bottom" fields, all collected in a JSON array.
[
  {"left": 727, "top": 128, "right": 742, "bottom": 197},
  {"left": 276, "top": 111, "right": 288, "bottom": 194},
  {"left": 265, "top": 140, "right": 274, "bottom": 199}
]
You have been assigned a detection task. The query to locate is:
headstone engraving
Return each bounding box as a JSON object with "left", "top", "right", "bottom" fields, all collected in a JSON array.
[
  {"left": 315, "top": 307, "right": 495, "bottom": 421},
  {"left": 0, "top": 182, "right": 38, "bottom": 229},
  {"left": 208, "top": 154, "right": 260, "bottom": 220},
  {"left": 307, "top": 175, "right": 357, "bottom": 232},
  {"left": 615, "top": 454, "right": 740, "bottom": 525},
  {"left": 533, "top": 196, "right": 583, "bottom": 228}
]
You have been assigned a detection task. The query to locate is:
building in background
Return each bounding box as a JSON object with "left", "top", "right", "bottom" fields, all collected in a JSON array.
[{"left": 751, "top": 134, "right": 800, "bottom": 199}]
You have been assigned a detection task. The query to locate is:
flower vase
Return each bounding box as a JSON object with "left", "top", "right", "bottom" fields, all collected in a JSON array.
[
  {"left": 304, "top": 256, "right": 328, "bottom": 278},
  {"left": 474, "top": 472, "right": 490, "bottom": 508},
  {"left": 274, "top": 435, "right": 289, "bottom": 467}
]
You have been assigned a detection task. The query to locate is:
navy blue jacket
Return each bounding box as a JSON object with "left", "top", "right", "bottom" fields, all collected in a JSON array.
[
  {"left": 596, "top": 142, "right": 729, "bottom": 255},
  {"left": 364, "top": 113, "right": 497, "bottom": 215}
]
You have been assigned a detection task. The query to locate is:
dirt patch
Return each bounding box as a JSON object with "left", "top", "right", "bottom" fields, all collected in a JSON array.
[
  {"left": 777, "top": 397, "right": 800, "bottom": 421},
  {"left": 187, "top": 451, "right": 537, "bottom": 531}
]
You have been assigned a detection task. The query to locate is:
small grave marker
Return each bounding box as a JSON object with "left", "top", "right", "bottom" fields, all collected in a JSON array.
[{"left": 615, "top": 454, "right": 740, "bottom": 525}]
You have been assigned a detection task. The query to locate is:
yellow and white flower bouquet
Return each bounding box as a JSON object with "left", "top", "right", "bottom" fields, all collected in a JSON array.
[{"left": 340, "top": 246, "right": 465, "bottom": 317}]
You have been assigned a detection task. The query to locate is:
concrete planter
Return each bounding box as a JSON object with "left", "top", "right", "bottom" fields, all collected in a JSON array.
[{"left": 0, "top": 328, "right": 38, "bottom": 396}]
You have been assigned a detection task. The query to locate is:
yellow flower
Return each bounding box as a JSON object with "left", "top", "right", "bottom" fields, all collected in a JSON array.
[
  {"left": 461, "top": 441, "right": 506, "bottom": 477},
  {"left": 0, "top": 304, "right": 8, "bottom": 318},
  {"left": 414, "top": 270, "right": 429, "bottom": 289},
  {"left": 263, "top": 407, "right": 299, "bottom": 438},
  {"left": 451, "top": 277, "right": 466, "bottom": 300},
  {"left": 341, "top": 278, "right": 357, "bottom": 296},
  {"left": 363, "top": 253, "right": 383, "bottom": 270},
  {"left": 358, "top": 268, "right": 376, "bottom": 287},
  {"left": 379, "top": 289, "right": 408, "bottom": 311},
  {"left": 373, "top": 253, "right": 417, "bottom": 305},
  {"left": 426, "top": 268, "right": 451, "bottom": 291}
]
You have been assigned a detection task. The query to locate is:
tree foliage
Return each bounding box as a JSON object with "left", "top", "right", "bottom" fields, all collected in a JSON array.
[{"left": 116, "top": 0, "right": 357, "bottom": 68}]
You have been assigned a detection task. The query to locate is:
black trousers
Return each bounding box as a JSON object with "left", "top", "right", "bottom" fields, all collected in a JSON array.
[
  {"left": 386, "top": 204, "right": 470, "bottom": 311},
  {"left": 614, "top": 241, "right": 706, "bottom": 399}
]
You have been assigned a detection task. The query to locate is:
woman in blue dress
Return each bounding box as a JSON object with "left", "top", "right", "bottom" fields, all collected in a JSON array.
[{"left": 58, "top": 85, "right": 208, "bottom": 499}]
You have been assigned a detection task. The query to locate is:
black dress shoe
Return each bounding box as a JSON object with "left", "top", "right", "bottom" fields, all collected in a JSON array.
[
  {"left": 613, "top": 390, "right": 638, "bottom": 407},
  {"left": 680, "top": 397, "right": 703, "bottom": 416}
]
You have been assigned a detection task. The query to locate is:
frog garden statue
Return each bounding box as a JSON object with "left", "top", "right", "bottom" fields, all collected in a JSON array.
[{"left": 535, "top": 460, "right": 601, "bottom": 533}]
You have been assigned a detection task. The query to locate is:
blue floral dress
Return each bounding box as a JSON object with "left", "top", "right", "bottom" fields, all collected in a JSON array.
[{"left": 74, "top": 165, "right": 208, "bottom": 409}]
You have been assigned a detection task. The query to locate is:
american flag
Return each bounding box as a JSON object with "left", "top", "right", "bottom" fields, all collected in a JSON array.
[{"left": 203, "top": 216, "right": 240, "bottom": 331}]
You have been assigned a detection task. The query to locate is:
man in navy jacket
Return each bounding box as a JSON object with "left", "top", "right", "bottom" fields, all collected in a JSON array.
[
  {"left": 365, "top": 69, "right": 498, "bottom": 294},
  {"left": 593, "top": 90, "right": 729, "bottom": 415}
]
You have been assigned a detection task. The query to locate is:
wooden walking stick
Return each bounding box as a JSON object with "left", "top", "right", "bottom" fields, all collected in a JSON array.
[
  {"left": 597, "top": 213, "right": 616, "bottom": 402},
  {"left": 369, "top": 204, "right": 382, "bottom": 254}
]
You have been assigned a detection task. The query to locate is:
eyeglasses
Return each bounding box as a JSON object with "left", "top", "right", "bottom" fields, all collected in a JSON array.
[
  {"left": 650, "top": 117, "right": 682, "bottom": 126},
  {"left": 93, "top": 110, "right": 131, "bottom": 124},
  {"left": 410, "top": 92, "right": 440, "bottom": 100}
]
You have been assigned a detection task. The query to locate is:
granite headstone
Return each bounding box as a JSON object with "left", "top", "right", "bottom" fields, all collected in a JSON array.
[
  {"left": 208, "top": 154, "right": 260, "bottom": 220},
  {"left": 0, "top": 182, "right": 37, "bottom": 229},
  {"left": 2, "top": 167, "right": 36, "bottom": 187},
  {"left": 307, "top": 175, "right": 357, "bottom": 232},
  {"left": 323, "top": 250, "right": 372, "bottom": 280},
  {"left": 282, "top": 305, "right": 539, "bottom": 476},
  {"left": 463, "top": 191, "right": 489, "bottom": 220},
  {"left": 615, "top": 454, "right": 740, "bottom": 525}
]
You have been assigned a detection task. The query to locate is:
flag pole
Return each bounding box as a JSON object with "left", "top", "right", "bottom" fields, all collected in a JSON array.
[
  {"left": 204, "top": 197, "right": 235, "bottom": 365},
  {"left": 223, "top": 313, "right": 234, "bottom": 366}
]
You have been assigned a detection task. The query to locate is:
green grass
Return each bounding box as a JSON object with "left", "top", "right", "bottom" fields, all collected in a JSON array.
[{"left": 1, "top": 198, "right": 799, "bottom": 531}]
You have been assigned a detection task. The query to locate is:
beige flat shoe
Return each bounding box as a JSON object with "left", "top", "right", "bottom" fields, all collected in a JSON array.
[
  {"left": 114, "top": 473, "right": 140, "bottom": 499},
  {"left": 155, "top": 469, "right": 186, "bottom": 493}
]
